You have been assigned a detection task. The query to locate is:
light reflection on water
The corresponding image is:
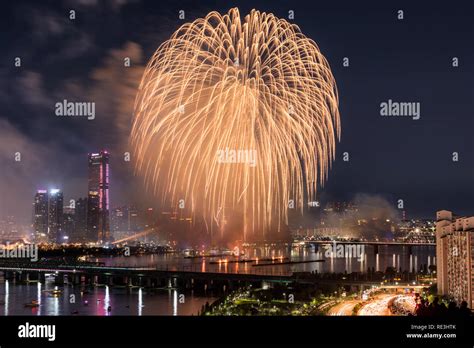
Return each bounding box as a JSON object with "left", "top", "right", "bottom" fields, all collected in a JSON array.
[
  {"left": 0, "top": 278, "right": 214, "bottom": 316},
  {"left": 4, "top": 280, "right": 8, "bottom": 315},
  {"left": 0, "top": 244, "right": 434, "bottom": 315},
  {"left": 104, "top": 285, "right": 110, "bottom": 316},
  {"left": 36, "top": 282, "right": 41, "bottom": 316},
  {"left": 138, "top": 288, "right": 143, "bottom": 316},
  {"left": 172, "top": 290, "right": 178, "bottom": 316},
  {"left": 98, "top": 244, "right": 435, "bottom": 276}
]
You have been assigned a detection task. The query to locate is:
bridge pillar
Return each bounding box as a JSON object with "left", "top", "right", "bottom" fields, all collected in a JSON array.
[
  {"left": 16, "top": 272, "right": 27, "bottom": 283},
  {"left": 97, "top": 275, "right": 106, "bottom": 285},
  {"left": 111, "top": 276, "right": 120, "bottom": 286},
  {"left": 124, "top": 277, "right": 131, "bottom": 293},
  {"left": 185, "top": 278, "right": 193, "bottom": 289},
  {"left": 26, "top": 272, "right": 38, "bottom": 282},
  {"left": 73, "top": 274, "right": 81, "bottom": 285},
  {"left": 54, "top": 274, "right": 65, "bottom": 286}
]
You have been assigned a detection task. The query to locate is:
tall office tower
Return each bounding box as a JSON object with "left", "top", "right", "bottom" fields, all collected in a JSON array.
[
  {"left": 48, "top": 189, "right": 63, "bottom": 243},
  {"left": 74, "top": 197, "right": 88, "bottom": 243},
  {"left": 128, "top": 206, "right": 142, "bottom": 233},
  {"left": 145, "top": 208, "right": 155, "bottom": 231},
  {"left": 33, "top": 190, "right": 49, "bottom": 241},
  {"left": 436, "top": 210, "right": 474, "bottom": 308},
  {"left": 87, "top": 151, "right": 110, "bottom": 243},
  {"left": 111, "top": 206, "right": 128, "bottom": 232},
  {"left": 62, "top": 206, "right": 75, "bottom": 243}
]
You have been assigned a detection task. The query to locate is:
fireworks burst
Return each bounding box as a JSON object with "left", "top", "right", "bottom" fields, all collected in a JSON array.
[{"left": 131, "top": 8, "right": 340, "bottom": 239}]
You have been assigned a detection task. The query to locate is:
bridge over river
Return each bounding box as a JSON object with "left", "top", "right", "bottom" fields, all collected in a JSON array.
[{"left": 0, "top": 260, "right": 396, "bottom": 293}]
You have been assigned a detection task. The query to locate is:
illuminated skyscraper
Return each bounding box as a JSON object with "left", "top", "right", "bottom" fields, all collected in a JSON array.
[
  {"left": 33, "top": 190, "right": 49, "bottom": 241},
  {"left": 436, "top": 210, "right": 474, "bottom": 308},
  {"left": 87, "top": 151, "right": 110, "bottom": 243},
  {"left": 128, "top": 206, "right": 142, "bottom": 233},
  {"left": 62, "top": 205, "right": 75, "bottom": 243},
  {"left": 48, "top": 189, "right": 63, "bottom": 243},
  {"left": 74, "top": 197, "right": 88, "bottom": 243},
  {"left": 111, "top": 206, "right": 128, "bottom": 232}
]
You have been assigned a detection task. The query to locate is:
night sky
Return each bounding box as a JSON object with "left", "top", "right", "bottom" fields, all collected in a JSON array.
[{"left": 0, "top": 0, "right": 473, "bottom": 224}]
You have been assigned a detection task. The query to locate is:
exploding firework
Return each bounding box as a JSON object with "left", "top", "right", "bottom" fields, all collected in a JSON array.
[{"left": 131, "top": 8, "right": 340, "bottom": 240}]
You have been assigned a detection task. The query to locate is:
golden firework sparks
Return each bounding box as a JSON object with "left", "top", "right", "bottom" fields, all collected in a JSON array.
[{"left": 131, "top": 8, "right": 340, "bottom": 239}]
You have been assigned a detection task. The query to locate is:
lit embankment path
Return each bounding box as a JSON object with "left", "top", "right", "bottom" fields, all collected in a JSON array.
[{"left": 328, "top": 300, "right": 359, "bottom": 316}]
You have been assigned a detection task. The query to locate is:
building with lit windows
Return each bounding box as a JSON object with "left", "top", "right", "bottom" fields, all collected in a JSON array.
[
  {"left": 48, "top": 189, "right": 63, "bottom": 243},
  {"left": 74, "top": 197, "right": 88, "bottom": 242},
  {"left": 87, "top": 151, "right": 110, "bottom": 243},
  {"left": 436, "top": 210, "right": 474, "bottom": 308},
  {"left": 62, "top": 206, "right": 75, "bottom": 243},
  {"left": 33, "top": 190, "right": 49, "bottom": 241}
]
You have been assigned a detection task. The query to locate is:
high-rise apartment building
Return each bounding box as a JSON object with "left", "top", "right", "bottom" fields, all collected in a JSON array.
[
  {"left": 33, "top": 190, "right": 49, "bottom": 240},
  {"left": 48, "top": 189, "right": 63, "bottom": 243},
  {"left": 436, "top": 210, "right": 474, "bottom": 308}
]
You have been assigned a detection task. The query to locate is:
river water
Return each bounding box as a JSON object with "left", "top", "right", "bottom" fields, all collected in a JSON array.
[
  {"left": 0, "top": 279, "right": 214, "bottom": 316},
  {"left": 97, "top": 244, "right": 436, "bottom": 275},
  {"left": 0, "top": 244, "right": 435, "bottom": 315}
]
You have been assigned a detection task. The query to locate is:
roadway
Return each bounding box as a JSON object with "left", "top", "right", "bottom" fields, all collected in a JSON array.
[
  {"left": 328, "top": 300, "right": 359, "bottom": 316},
  {"left": 327, "top": 294, "right": 417, "bottom": 316},
  {"left": 358, "top": 294, "right": 396, "bottom": 316}
]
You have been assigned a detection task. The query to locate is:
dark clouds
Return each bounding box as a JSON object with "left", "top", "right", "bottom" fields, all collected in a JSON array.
[
  {"left": 0, "top": 1, "right": 148, "bottom": 222},
  {"left": 0, "top": 0, "right": 473, "bottom": 226}
]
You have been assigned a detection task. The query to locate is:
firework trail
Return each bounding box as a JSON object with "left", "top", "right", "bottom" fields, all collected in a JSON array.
[{"left": 131, "top": 8, "right": 340, "bottom": 239}]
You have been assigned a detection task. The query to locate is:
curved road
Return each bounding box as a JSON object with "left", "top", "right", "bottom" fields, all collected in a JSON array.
[
  {"left": 358, "top": 294, "right": 396, "bottom": 316},
  {"left": 328, "top": 300, "right": 359, "bottom": 316},
  {"left": 328, "top": 294, "right": 416, "bottom": 316}
]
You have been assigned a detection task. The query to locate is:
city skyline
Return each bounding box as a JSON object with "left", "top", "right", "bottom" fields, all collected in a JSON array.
[
  {"left": 0, "top": 0, "right": 472, "bottom": 226},
  {"left": 6, "top": 145, "right": 472, "bottom": 244},
  {"left": 0, "top": 2, "right": 473, "bottom": 344}
]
